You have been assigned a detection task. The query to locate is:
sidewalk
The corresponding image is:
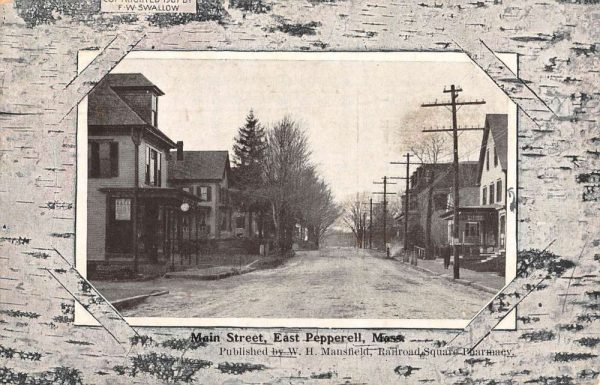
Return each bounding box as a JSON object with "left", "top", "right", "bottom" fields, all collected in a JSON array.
[
  {"left": 394, "top": 257, "right": 505, "bottom": 294},
  {"left": 92, "top": 287, "right": 170, "bottom": 311},
  {"left": 164, "top": 264, "right": 257, "bottom": 280}
]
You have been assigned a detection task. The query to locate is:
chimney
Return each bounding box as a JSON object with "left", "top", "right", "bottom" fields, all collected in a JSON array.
[{"left": 176, "top": 141, "right": 184, "bottom": 161}]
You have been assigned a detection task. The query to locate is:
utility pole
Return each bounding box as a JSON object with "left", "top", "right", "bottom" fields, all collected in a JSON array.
[
  {"left": 356, "top": 201, "right": 363, "bottom": 248},
  {"left": 421, "top": 84, "right": 486, "bottom": 279},
  {"left": 369, "top": 198, "right": 373, "bottom": 249},
  {"left": 373, "top": 176, "right": 396, "bottom": 255},
  {"left": 363, "top": 212, "right": 367, "bottom": 249},
  {"left": 390, "top": 153, "right": 421, "bottom": 255}
]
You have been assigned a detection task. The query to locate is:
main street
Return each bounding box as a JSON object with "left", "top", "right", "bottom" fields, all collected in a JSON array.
[{"left": 96, "top": 248, "right": 494, "bottom": 319}]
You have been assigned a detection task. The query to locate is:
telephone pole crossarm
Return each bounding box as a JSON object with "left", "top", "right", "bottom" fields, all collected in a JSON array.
[
  {"left": 371, "top": 176, "right": 398, "bottom": 255},
  {"left": 421, "top": 100, "right": 486, "bottom": 107},
  {"left": 419, "top": 84, "right": 486, "bottom": 279},
  {"left": 422, "top": 127, "right": 485, "bottom": 133}
]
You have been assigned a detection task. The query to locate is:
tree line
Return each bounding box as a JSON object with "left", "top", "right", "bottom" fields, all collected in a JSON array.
[{"left": 231, "top": 110, "right": 341, "bottom": 253}]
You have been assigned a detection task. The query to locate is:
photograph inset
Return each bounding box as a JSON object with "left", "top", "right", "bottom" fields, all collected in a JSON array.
[{"left": 82, "top": 52, "right": 514, "bottom": 323}]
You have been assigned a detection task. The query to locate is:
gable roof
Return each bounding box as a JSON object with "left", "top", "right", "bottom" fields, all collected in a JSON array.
[
  {"left": 168, "top": 151, "right": 231, "bottom": 181},
  {"left": 88, "top": 79, "right": 148, "bottom": 126},
  {"left": 411, "top": 161, "right": 480, "bottom": 194},
  {"left": 478, "top": 114, "right": 508, "bottom": 180},
  {"left": 88, "top": 73, "right": 176, "bottom": 148}
]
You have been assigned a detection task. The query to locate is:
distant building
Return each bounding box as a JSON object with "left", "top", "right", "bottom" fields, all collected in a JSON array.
[
  {"left": 87, "top": 73, "right": 207, "bottom": 273},
  {"left": 168, "top": 150, "right": 240, "bottom": 239},
  {"left": 395, "top": 162, "right": 479, "bottom": 255}
]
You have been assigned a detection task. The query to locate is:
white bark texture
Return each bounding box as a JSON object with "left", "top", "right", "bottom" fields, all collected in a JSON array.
[{"left": 0, "top": 0, "right": 598, "bottom": 383}]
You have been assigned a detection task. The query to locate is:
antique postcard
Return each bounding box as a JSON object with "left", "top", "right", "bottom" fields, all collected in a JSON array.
[{"left": 0, "top": 0, "right": 598, "bottom": 384}]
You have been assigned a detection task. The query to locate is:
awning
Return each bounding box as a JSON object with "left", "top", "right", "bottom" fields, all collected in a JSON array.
[
  {"left": 440, "top": 206, "right": 498, "bottom": 221},
  {"left": 98, "top": 187, "right": 210, "bottom": 211}
]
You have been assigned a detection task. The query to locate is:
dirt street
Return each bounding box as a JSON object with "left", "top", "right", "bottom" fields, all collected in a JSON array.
[{"left": 95, "top": 247, "right": 493, "bottom": 319}]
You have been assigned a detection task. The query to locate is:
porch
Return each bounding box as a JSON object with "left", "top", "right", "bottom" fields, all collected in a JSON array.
[
  {"left": 96, "top": 187, "right": 211, "bottom": 275},
  {"left": 440, "top": 206, "right": 500, "bottom": 257}
]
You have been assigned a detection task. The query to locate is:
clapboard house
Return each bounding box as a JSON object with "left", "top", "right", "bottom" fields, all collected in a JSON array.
[
  {"left": 395, "top": 162, "right": 479, "bottom": 256},
  {"left": 168, "top": 150, "right": 236, "bottom": 239},
  {"left": 440, "top": 114, "right": 508, "bottom": 272},
  {"left": 87, "top": 73, "right": 208, "bottom": 276}
]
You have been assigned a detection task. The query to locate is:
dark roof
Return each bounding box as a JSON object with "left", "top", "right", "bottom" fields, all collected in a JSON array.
[
  {"left": 168, "top": 151, "right": 230, "bottom": 181},
  {"left": 411, "top": 161, "right": 480, "bottom": 193},
  {"left": 478, "top": 114, "right": 508, "bottom": 180},
  {"left": 88, "top": 73, "right": 176, "bottom": 148},
  {"left": 105, "top": 73, "right": 165, "bottom": 95},
  {"left": 88, "top": 80, "right": 148, "bottom": 126}
]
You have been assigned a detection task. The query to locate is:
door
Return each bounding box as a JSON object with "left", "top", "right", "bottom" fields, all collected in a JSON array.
[
  {"left": 143, "top": 202, "right": 160, "bottom": 262},
  {"left": 106, "top": 197, "right": 133, "bottom": 254}
]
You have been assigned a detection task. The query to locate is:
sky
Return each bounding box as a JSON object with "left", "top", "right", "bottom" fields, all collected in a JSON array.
[{"left": 111, "top": 52, "right": 513, "bottom": 204}]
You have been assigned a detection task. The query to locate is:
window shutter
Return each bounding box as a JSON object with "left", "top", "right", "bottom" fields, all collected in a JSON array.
[
  {"left": 207, "top": 186, "right": 212, "bottom": 202},
  {"left": 496, "top": 180, "right": 502, "bottom": 203},
  {"left": 157, "top": 153, "right": 162, "bottom": 187},
  {"left": 89, "top": 141, "right": 100, "bottom": 178},
  {"left": 110, "top": 142, "right": 119, "bottom": 177},
  {"left": 145, "top": 147, "right": 150, "bottom": 185}
]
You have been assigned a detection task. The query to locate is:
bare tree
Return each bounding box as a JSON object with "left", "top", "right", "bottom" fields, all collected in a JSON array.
[
  {"left": 342, "top": 193, "right": 370, "bottom": 248},
  {"left": 261, "top": 116, "right": 312, "bottom": 252},
  {"left": 299, "top": 169, "right": 341, "bottom": 248},
  {"left": 407, "top": 133, "right": 449, "bottom": 259}
]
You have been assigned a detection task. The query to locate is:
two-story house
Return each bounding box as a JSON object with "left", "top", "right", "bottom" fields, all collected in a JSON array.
[
  {"left": 477, "top": 114, "right": 508, "bottom": 255},
  {"left": 395, "top": 162, "right": 479, "bottom": 256},
  {"left": 440, "top": 113, "right": 508, "bottom": 258},
  {"left": 168, "top": 150, "right": 234, "bottom": 239},
  {"left": 87, "top": 73, "right": 207, "bottom": 275}
]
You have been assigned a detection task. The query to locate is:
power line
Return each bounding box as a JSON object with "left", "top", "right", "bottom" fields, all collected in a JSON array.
[
  {"left": 373, "top": 176, "right": 397, "bottom": 256},
  {"left": 420, "top": 84, "right": 486, "bottom": 280}
]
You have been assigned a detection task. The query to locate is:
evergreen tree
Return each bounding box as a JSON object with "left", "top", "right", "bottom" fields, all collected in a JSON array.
[
  {"left": 231, "top": 110, "right": 269, "bottom": 237},
  {"left": 232, "top": 109, "right": 267, "bottom": 187}
]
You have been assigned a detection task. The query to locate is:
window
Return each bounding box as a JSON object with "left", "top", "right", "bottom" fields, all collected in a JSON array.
[
  {"left": 494, "top": 146, "right": 498, "bottom": 167},
  {"left": 219, "top": 187, "right": 229, "bottom": 204},
  {"left": 220, "top": 211, "right": 227, "bottom": 231},
  {"left": 196, "top": 186, "right": 212, "bottom": 202},
  {"left": 409, "top": 198, "right": 418, "bottom": 210},
  {"left": 433, "top": 193, "right": 448, "bottom": 211},
  {"left": 236, "top": 216, "right": 245, "bottom": 229},
  {"left": 499, "top": 215, "right": 506, "bottom": 248},
  {"left": 486, "top": 149, "right": 490, "bottom": 171},
  {"left": 482, "top": 186, "right": 487, "bottom": 205},
  {"left": 151, "top": 94, "right": 158, "bottom": 127},
  {"left": 465, "top": 222, "right": 479, "bottom": 237},
  {"left": 489, "top": 183, "right": 495, "bottom": 204},
  {"left": 496, "top": 179, "right": 503, "bottom": 203},
  {"left": 145, "top": 147, "right": 162, "bottom": 186},
  {"left": 88, "top": 140, "right": 118, "bottom": 178}
]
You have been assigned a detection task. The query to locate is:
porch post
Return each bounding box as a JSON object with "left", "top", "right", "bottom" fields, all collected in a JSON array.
[
  {"left": 131, "top": 128, "right": 142, "bottom": 274},
  {"left": 188, "top": 212, "right": 192, "bottom": 265},
  {"left": 195, "top": 211, "right": 199, "bottom": 265},
  {"left": 170, "top": 209, "right": 175, "bottom": 271},
  {"left": 178, "top": 214, "right": 183, "bottom": 267}
]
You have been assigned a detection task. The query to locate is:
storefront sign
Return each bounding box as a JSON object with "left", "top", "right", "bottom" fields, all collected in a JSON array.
[{"left": 115, "top": 198, "right": 131, "bottom": 220}]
